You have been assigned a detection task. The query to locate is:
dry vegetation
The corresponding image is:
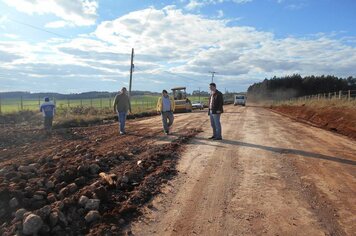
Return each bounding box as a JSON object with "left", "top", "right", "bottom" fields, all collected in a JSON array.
[
  {"left": 270, "top": 98, "right": 356, "bottom": 140},
  {"left": 272, "top": 98, "right": 356, "bottom": 108},
  {"left": 0, "top": 106, "right": 157, "bottom": 129}
]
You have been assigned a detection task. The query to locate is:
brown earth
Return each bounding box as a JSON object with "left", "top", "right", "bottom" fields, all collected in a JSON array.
[
  {"left": 271, "top": 105, "right": 356, "bottom": 140},
  {"left": 0, "top": 111, "right": 206, "bottom": 235},
  {"left": 1, "top": 105, "right": 355, "bottom": 236},
  {"left": 131, "top": 105, "right": 356, "bottom": 236}
]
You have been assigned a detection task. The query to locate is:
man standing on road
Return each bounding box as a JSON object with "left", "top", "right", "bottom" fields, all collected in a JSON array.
[
  {"left": 113, "top": 87, "right": 132, "bottom": 135},
  {"left": 40, "top": 97, "right": 56, "bottom": 134},
  {"left": 157, "top": 89, "right": 175, "bottom": 135},
  {"left": 208, "top": 83, "right": 224, "bottom": 140}
]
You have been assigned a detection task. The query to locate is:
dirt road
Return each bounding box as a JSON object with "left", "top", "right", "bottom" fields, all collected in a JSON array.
[
  {"left": 0, "top": 105, "right": 355, "bottom": 235},
  {"left": 132, "top": 105, "right": 356, "bottom": 236}
]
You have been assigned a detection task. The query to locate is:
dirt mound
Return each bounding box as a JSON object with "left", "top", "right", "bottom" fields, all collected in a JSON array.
[
  {"left": 271, "top": 105, "right": 356, "bottom": 140},
  {"left": 0, "top": 113, "right": 203, "bottom": 235}
]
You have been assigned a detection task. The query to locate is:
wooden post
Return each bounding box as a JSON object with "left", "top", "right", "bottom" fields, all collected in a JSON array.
[
  {"left": 0, "top": 95, "right": 2, "bottom": 114},
  {"left": 100, "top": 98, "right": 102, "bottom": 109},
  {"left": 129, "top": 48, "right": 134, "bottom": 96},
  {"left": 348, "top": 90, "right": 351, "bottom": 101},
  {"left": 339, "top": 90, "right": 342, "bottom": 99},
  {"left": 334, "top": 92, "right": 336, "bottom": 98},
  {"left": 67, "top": 99, "right": 70, "bottom": 107},
  {"left": 90, "top": 99, "right": 93, "bottom": 107},
  {"left": 80, "top": 99, "right": 83, "bottom": 107},
  {"left": 21, "top": 96, "right": 23, "bottom": 110}
]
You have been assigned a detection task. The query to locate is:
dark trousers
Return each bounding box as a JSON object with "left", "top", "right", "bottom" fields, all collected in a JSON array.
[
  {"left": 44, "top": 116, "right": 53, "bottom": 131},
  {"left": 161, "top": 111, "right": 174, "bottom": 132}
]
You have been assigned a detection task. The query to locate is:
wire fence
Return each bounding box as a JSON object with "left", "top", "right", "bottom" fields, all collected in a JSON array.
[
  {"left": 286, "top": 90, "right": 356, "bottom": 102},
  {"left": 0, "top": 95, "right": 211, "bottom": 114},
  {"left": 0, "top": 95, "right": 159, "bottom": 114}
]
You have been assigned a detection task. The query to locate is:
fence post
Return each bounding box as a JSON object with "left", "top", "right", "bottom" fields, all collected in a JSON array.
[
  {"left": 80, "top": 99, "right": 83, "bottom": 107},
  {"left": 67, "top": 99, "right": 70, "bottom": 107},
  {"left": 100, "top": 98, "right": 102, "bottom": 109},
  {"left": 339, "top": 90, "right": 342, "bottom": 99},
  {"left": 348, "top": 90, "right": 351, "bottom": 101},
  {"left": 90, "top": 99, "right": 93, "bottom": 107},
  {"left": 38, "top": 96, "right": 40, "bottom": 107},
  {"left": 21, "top": 96, "right": 23, "bottom": 110},
  {"left": 0, "top": 95, "right": 2, "bottom": 114}
]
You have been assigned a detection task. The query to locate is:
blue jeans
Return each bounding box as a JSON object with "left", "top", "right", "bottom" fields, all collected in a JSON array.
[
  {"left": 210, "top": 113, "right": 222, "bottom": 138},
  {"left": 118, "top": 112, "right": 127, "bottom": 133}
]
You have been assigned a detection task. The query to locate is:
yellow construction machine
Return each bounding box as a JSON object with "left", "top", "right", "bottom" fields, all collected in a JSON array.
[{"left": 171, "top": 87, "right": 192, "bottom": 113}]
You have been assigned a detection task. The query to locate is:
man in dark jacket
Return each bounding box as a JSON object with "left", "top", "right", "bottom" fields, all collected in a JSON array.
[
  {"left": 208, "top": 83, "right": 224, "bottom": 140},
  {"left": 113, "top": 87, "right": 132, "bottom": 135}
]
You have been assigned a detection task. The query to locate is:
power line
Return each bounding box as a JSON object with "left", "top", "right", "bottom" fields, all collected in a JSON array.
[{"left": 8, "top": 18, "right": 69, "bottom": 38}]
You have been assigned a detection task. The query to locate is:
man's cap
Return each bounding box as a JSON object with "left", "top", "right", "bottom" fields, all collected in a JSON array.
[
  {"left": 44, "top": 97, "right": 49, "bottom": 102},
  {"left": 162, "top": 89, "right": 168, "bottom": 93}
]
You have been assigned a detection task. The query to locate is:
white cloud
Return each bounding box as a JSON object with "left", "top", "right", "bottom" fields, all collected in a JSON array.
[
  {"left": 0, "top": 6, "right": 355, "bottom": 93},
  {"left": 3, "top": 33, "right": 20, "bottom": 39},
  {"left": 45, "top": 21, "right": 74, "bottom": 28},
  {"left": 2, "top": 0, "right": 98, "bottom": 26},
  {"left": 185, "top": 0, "right": 252, "bottom": 11},
  {"left": 185, "top": 0, "right": 205, "bottom": 10}
]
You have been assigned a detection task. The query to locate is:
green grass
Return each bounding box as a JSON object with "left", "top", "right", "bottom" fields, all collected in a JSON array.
[{"left": 0, "top": 95, "right": 210, "bottom": 114}]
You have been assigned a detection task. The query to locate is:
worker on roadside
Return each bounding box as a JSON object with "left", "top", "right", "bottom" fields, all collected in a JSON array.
[
  {"left": 208, "top": 82, "right": 224, "bottom": 140},
  {"left": 113, "top": 87, "right": 132, "bottom": 135},
  {"left": 40, "top": 97, "right": 56, "bottom": 134},
  {"left": 157, "top": 89, "right": 175, "bottom": 135}
]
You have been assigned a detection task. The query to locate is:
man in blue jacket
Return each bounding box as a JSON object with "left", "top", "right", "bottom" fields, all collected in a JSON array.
[{"left": 40, "top": 97, "right": 56, "bottom": 133}]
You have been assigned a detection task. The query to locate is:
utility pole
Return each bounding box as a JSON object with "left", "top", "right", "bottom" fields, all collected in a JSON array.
[
  {"left": 198, "top": 87, "right": 201, "bottom": 102},
  {"left": 129, "top": 48, "right": 134, "bottom": 96},
  {"left": 209, "top": 71, "right": 217, "bottom": 83}
]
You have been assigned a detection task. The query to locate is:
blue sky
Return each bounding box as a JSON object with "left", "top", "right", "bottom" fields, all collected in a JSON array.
[{"left": 0, "top": 0, "right": 355, "bottom": 93}]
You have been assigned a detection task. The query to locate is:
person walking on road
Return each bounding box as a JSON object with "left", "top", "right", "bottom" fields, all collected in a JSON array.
[
  {"left": 208, "top": 82, "right": 224, "bottom": 140},
  {"left": 40, "top": 97, "right": 56, "bottom": 134},
  {"left": 157, "top": 89, "right": 175, "bottom": 135},
  {"left": 113, "top": 87, "right": 132, "bottom": 135}
]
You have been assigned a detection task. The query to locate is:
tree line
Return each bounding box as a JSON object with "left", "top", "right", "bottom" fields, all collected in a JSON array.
[
  {"left": 0, "top": 91, "right": 160, "bottom": 100},
  {"left": 247, "top": 74, "right": 356, "bottom": 101}
]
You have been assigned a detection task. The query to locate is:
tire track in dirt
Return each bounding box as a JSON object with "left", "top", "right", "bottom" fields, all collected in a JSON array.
[{"left": 131, "top": 105, "right": 356, "bottom": 236}]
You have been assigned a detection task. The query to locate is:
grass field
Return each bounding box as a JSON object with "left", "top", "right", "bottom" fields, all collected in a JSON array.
[{"left": 0, "top": 95, "right": 210, "bottom": 114}]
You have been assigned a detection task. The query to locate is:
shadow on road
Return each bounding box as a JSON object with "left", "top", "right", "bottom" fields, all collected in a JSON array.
[
  {"left": 217, "top": 138, "right": 356, "bottom": 166},
  {"left": 128, "top": 131, "right": 355, "bottom": 166}
]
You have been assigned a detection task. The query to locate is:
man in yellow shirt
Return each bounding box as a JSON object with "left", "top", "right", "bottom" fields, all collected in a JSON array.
[{"left": 157, "top": 90, "right": 175, "bottom": 135}]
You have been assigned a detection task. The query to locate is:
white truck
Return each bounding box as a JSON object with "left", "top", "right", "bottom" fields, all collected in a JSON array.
[{"left": 234, "top": 94, "right": 246, "bottom": 106}]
